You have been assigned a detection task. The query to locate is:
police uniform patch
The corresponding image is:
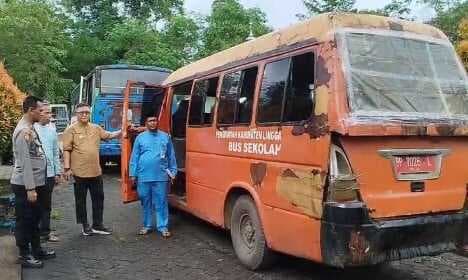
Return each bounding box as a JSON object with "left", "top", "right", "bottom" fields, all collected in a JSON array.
[{"left": 23, "top": 129, "right": 33, "bottom": 143}]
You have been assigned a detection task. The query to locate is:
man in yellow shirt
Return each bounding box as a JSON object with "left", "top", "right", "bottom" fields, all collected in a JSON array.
[{"left": 62, "top": 103, "right": 121, "bottom": 236}]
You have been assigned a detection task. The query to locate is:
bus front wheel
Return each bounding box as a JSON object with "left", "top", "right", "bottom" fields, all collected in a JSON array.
[{"left": 230, "top": 195, "right": 275, "bottom": 270}]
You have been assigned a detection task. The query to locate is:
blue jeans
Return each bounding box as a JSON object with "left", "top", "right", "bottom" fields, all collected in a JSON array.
[{"left": 137, "top": 181, "right": 169, "bottom": 232}]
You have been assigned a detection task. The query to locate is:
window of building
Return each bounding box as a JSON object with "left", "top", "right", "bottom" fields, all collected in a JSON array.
[
  {"left": 189, "top": 77, "right": 219, "bottom": 126},
  {"left": 218, "top": 67, "right": 258, "bottom": 125},
  {"left": 257, "top": 52, "right": 315, "bottom": 124}
]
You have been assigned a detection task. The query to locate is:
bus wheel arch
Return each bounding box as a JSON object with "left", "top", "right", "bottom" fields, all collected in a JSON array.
[{"left": 224, "top": 185, "right": 276, "bottom": 270}]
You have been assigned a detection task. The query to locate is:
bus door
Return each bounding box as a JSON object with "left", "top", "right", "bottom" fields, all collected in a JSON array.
[
  {"left": 120, "top": 81, "right": 165, "bottom": 203},
  {"left": 168, "top": 82, "right": 192, "bottom": 199}
]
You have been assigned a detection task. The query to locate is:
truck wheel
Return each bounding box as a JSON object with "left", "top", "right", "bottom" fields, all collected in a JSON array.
[{"left": 230, "top": 195, "right": 275, "bottom": 270}]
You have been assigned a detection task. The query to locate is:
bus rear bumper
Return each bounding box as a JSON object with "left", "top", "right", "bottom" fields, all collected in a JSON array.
[{"left": 320, "top": 203, "right": 467, "bottom": 267}]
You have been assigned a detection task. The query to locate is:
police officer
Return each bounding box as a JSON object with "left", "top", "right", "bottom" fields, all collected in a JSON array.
[{"left": 10, "top": 95, "right": 56, "bottom": 269}]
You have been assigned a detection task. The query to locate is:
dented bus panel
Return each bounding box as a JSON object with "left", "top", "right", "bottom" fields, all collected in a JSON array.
[{"left": 121, "top": 13, "right": 468, "bottom": 270}]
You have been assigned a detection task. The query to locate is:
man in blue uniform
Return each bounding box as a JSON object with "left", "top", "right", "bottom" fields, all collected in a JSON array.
[{"left": 129, "top": 116, "right": 177, "bottom": 237}]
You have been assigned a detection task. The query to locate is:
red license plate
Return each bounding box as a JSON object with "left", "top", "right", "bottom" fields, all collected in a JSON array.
[{"left": 394, "top": 155, "right": 436, "bottom": 174}]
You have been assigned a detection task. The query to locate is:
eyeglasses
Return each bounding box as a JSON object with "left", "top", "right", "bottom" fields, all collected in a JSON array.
[{"left": 76, "top": 111, "right": 90, "bottom": 115}]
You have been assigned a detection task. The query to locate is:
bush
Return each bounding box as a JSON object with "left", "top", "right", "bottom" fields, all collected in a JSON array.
[
  {"left": 0, "top": 64, "right": 24, "bottom": 164},
  {"left": 456, "top": 19, "right": 468, "bottom": 70}
]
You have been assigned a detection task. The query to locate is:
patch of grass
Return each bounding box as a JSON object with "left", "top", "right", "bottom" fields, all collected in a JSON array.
[
  {"left": 0, "top": 180, "right": 11, "bottom": 197},
  {"left": 51, "top": 209, "right": 62, "bottom": 220}
]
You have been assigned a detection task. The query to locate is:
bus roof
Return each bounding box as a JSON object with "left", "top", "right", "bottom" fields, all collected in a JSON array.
[
  {"left": 85, "top": 64, "right": 172, "bottom": 79},
  {"left": 162, "top": 13, "right": 448, "bottom": 86}
]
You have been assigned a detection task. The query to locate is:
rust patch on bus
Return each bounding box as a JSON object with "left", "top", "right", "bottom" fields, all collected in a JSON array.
[
  {"left": 436, "top": 125, "right": 456, "bottom": 136},
  {"left": 250, "top": 162, "right": 267, "bottom": 189},
  {"left": 402, "top": 125, "right": 427, "bottom": 136},
  {"left": 316, "top": 42, "right": 334, "bottom": 88},
  {"left": 316, "top": 55, "right": 332, "bottom": 87},
  {"left": 292, "top": 113, "right": 329, "bottom": 139},
  {"left": 348, "top": 230, "right": 371, "bottom": 264},
  {"left": 276, "top": 168, "right": 324, "bottom": 218},
  {"left": 314, "top": 85, "right": 329, "bottom": 115},
  {"left": 389, "top": 21, "right": 404, "bottom": 31},
  {"left": 454, "top": 126, "right": 468, "bottom": 136}
]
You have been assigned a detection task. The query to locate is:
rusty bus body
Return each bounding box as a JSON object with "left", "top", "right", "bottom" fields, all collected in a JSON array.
[{"left": 121, "top": 13, "right": 468, "bottom": 269}]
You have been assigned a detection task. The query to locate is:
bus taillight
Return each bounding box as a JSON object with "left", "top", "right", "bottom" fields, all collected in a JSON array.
[{"left": 327, "top": 144, "right": 361, "bottom": 202}]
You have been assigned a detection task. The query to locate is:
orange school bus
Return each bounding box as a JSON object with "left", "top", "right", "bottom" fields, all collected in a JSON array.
[{"left": 121, "top": 13, "right": 468, "bottom": 269}]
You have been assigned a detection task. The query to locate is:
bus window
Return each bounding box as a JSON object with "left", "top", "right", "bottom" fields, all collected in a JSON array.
[
  {"left": 257, "top": 52, "right": 315, "bottom": 124},
  {"left": 189, "top": 77, "right": 219, "bottom": 126},
  {"left": 284, "top": 52, "right": 315, "bottom": 122},
  {"left": 172, "top": 81, "right": 192, "bottom": 138},
  {"left": 218, "top": 67, "right": 258, "bottom": 125},
  {"left": 171, "top": 81, "right": 193, "bottom": 175},
  {"left": 141, "top": 86, "right": 165, "bottom": 126}
]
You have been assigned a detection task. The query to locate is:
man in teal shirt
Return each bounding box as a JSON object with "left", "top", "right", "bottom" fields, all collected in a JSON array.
[
  {"left": 129, "top": 116, "right": 177, "bottom": 237},
  {"left": 34, "top": 102, "right": 62, "bottom": 242}
]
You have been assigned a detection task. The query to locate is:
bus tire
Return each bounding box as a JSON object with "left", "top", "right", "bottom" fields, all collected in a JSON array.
[{"left": 230, "top": 195, "right": 275, "bottom": 270}]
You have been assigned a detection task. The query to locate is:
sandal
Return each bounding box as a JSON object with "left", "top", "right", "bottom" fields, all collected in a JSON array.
[
  {"left": 138, "top": 228, "right": 151, "bottom": 235},
  {"left": 161, "top": 230, "right": 172, "bottom": 238}
]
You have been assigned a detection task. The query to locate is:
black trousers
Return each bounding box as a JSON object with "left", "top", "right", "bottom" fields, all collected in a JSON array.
[
  {"left": 37, "top": 177, "right": 55, "bottom": 236},
  {"left": 11, "top": 184, "right": 43, "bottom": 256},
  {"left": 73, "top": 176, "right": 104, "bottom": 227}
]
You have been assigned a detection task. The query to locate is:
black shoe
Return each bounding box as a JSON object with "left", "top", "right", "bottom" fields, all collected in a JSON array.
[
  {"left": 33, "top": 248, "right": 56, "bottom": 260},
  {"left": 82, "top": 224, "right": 94, "bottom": 236},
  {"left": 17, "top": 255, "right": 43, "bottom": 268},
  {"left": 91, "top": 225, "right": 112, "bottom": 235}
]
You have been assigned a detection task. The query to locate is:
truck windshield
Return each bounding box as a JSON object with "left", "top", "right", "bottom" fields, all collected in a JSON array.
[{"left": 342, "top": 31, "right": 468, "bottom": 119}]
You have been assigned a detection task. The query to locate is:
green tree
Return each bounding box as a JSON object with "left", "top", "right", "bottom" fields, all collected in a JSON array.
[
  {"left": 299, "top": 0, "right": 413, "bottom": 18},
  {"left": 159, "top": 14, "right": 201, "bottom": 65},
  {"left": 0, "top": 0, "right": 73, "bottom": 102},
  {"left": 62, "top": 0, "right": 184, "bottom": 34},
  {"left": 61, "top": 0, "right": 194, "bottom": 80},
  {"left": 302, "top": 0, "right": 355, "bottom": 14},
  {"left": 63, "top": 0, "right": 121, "bottom": 38},
  {"left": 457, "top": 18, "right": 468, "bottom": 69},
  {"left": 358, "top": 0, "right": 413, "bottom": 18},
  {"left": 201, "top": 0, "right": 271, "bottom": 57},
  {"left": 428, "top": 0, "right": 468, "bottom": 42},
  {"left": 62, "top": 30, "right": 114, "bottom": 83},
  {"left": 121, "top": 0, "right": 184, "bottom": 21},
  {"left": 419, "top": 0, "right": 463, "bottom": 12},
  {"left": 101, "top": 13, "right": 200, "bottom": 70}
]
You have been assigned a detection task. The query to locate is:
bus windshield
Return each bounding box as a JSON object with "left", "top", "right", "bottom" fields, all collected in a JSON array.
[
  {"left": 100, "top": 69, "right": 169, "bottom": 94},
  {"left": 341, "top": 31, "right": 468, "bottom": 119}
]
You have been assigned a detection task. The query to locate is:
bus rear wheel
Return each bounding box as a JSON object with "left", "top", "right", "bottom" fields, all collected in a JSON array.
[{"left": 230, "top": 195, "right": 275, "bottom": 270}]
